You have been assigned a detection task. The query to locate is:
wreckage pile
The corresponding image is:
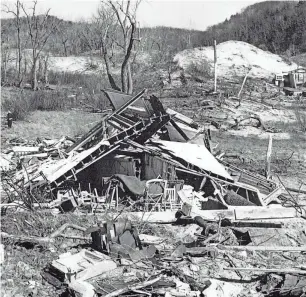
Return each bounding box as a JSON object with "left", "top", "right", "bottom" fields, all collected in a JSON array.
[{"left": 1, "top": 89, "right": 306, "bottom": 297}]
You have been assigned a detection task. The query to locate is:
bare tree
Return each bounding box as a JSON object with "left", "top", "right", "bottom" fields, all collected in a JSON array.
[
  {"left": 90, "top": 4, "right": 121, "bottom": 91},
  {"left": 2, "top": 0, "right": 24, "bottom": 86},
  {"left": 1, "top": 42, "right": 13, "bottom": 84},
  {"left": 92, "top": 0, "right": 141, "bottom": 94},
  {"left": 20, "top": 1, "right": 61, "bottom": 90}
]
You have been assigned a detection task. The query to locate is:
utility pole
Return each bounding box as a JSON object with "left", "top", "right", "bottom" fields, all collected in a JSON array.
[{"left": 214, "top": 40, "right": 217, "bottom": 93}]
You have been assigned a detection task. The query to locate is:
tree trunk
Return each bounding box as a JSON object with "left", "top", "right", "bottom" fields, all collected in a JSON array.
[
  {"left": 63, "top": 41, "right": 68, "bottom": 57},
  {"left": 121, "top": 63, "right": 128, "bottom": 93},
  {"left": 31, "top": 57, "right": 38, "bottom": 90},
  {"left": 16, "top": 1, "right": 23, "bottom": 87},
  {"left": 44, "top": 56, "right": 49, "bottom": 85},
  {"left": 127, "top": 62, "right": 133, "bottom": 94},
  {"left": 102, "top": 46, "right": 121, "bottom": 91},
  {"left": 121, "top": 22, "right": 136, "bottom": 94},
  {"left": 2, "top": 55, "right": 8, "bottom": 84}
]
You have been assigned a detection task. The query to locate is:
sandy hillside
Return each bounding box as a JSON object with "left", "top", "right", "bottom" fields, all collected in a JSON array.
[
  {"left": 173, "top": 41, "right": 299, "bottom": 78},
  {"left": 49, "top": 56, "right": 105, "bottom": 73},
  {"left": 5, "top": 49, "right": 151, "bottom": 75},
  {"left": 5, "top": 49, "right": 106, "bottom": 74}
]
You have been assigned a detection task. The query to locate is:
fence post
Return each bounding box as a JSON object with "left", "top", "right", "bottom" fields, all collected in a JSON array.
[{"left": 7, "top": 111, "right": 13, "bottom": 128}]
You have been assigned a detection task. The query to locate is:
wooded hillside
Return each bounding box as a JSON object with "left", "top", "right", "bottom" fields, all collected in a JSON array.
[
  {"left": 2, "top": 1, "right": 306, "bottom": 58},
  {"left": 201, "top": 1, "right": 306, "bottom": 55}
]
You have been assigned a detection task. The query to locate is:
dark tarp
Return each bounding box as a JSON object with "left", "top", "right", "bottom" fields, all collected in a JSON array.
[
  {"left": 111, "top": 174, "right": 164, "bottom": 199},
  {"left": 113, "top": 174, "right": 147, "bottom": 196}
]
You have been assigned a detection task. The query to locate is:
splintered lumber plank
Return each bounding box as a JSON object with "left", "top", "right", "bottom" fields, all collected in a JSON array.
[
  {"left": 189, "top": 206, "right": 304, "bottom": 222},
  {"left": 100, "top": 276, "right": 162, "bottom": 297},
  {"left": 234, "top": 206, "right": 305, "bottom": 220},
  {"left": 190, "top": 209, "right": 236, "bottom": 221},
  {"left": 230, "top": 221, "right": 282, "bottom": 228},
  {"left": 217, "top": 245, "right": 306, "bottom": 252},
  {"left": 223, "top": 267, "right": 306, "bottom": 275},
  {"left": 109, "top": 211, "right": 177, "bottom": 223},
  {"left": 1, "top": 224, "right": 88, "bottom": 245},
  {"left": 1, "top": 232, "right": 51, "bottom": 244}
]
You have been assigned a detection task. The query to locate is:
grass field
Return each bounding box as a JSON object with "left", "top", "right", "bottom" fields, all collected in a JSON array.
[{"left": 1, "top": 110, "right": 103, "bottom": 144}]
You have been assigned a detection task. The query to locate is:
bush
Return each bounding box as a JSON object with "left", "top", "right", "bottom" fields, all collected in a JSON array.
[
  {"left": 1, "top": 90, "right": 31, "bottom": 120},
  {"left": 294, "top": 101, "right": 306, "bottom": 132},
  {"left": 185, "top": 59, "right": 212, "bottom": 78},
  {"left": 48, "top": 71, "right": 109, "bottom": 92},
  {"left": 29, "top": 90, "right": 66, "bottom": 111},
  {"left": 2, "top": 88, "right": 70, "bottom": 120}
]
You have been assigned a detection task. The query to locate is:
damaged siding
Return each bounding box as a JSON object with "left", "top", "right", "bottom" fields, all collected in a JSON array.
[
  {"left": 142, "top": 154, "right": 176, "bottom": 180},
  {"left": 77, "top": 156, "right": 136, "bottom": 190}
]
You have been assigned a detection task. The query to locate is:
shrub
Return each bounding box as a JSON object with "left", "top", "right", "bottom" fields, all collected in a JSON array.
[
  {"left": 1, "top": 90, "right": 31, "bottom": 120},
  {"left": 185, "top": 59, "right": 212, "bottom": 78},
  {"left": 29, "top": 90, "right": 66, "bottom": 111},
  {"left": 2, "top": 88, "right": 71, "bottom": 120},
  {"left": 294, "top": 101, "right": 306, "bottom": 132}
]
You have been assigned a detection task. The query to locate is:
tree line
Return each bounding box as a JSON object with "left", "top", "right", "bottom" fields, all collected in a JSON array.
[
  {"left": 201, "top": 1, "right": 306, "bottom": 55},
  {"left": 2, "top": 0, "right": 306, "bottom": 93}
]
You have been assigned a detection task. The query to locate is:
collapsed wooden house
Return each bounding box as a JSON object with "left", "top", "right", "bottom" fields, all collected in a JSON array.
[{"left": 8, "top": 88, "right": 295, "bottom": 215}]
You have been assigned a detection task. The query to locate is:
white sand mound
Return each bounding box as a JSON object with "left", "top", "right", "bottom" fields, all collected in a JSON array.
[
  {"left": 49, "top": 56, "right": 104, "bottom": 73},
  {"left": 173, "top": 41, "right": 298, "bottom": 78}
]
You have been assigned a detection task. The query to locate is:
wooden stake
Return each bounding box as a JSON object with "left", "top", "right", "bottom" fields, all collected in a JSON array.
[
  {"left": 237, "top": 68, "right": 252, "bottom": 99},
  {"left": 265, "top": 134, "right": 273, "bottom": 179},
  {"left": 214, "top": 40, "right": 217, "bottom": 93}
]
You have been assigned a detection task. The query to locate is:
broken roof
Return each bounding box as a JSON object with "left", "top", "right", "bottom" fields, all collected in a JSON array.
[{"left": 150, "top": 140, "right": 233, "bottom": 181}]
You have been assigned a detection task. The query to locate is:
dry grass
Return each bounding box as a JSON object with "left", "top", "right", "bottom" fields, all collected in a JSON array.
[
  {"left": 1, "top": 212, "right": 98, "bottom": 297},
  {"left": 212, "top": 131, "right": 306, "bottom": 189},
  {"left": 1, "top": 110, "right": 102, "bottom": 142}
]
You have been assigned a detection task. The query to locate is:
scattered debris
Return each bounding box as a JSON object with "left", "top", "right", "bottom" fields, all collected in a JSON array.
[{"left": 1, "top": 88, "right": 306, "bottom": 297}]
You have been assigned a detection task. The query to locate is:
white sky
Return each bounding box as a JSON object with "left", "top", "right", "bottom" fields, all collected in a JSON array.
[{"left": 1, "top": 0, "right": 261, "bottom": 31}]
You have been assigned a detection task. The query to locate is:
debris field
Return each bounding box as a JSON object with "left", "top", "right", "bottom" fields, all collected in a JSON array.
[{"left": 1, "top": 88, "right": 306, "bottom": 297}]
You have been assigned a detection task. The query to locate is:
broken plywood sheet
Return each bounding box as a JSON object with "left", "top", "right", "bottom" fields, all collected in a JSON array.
[
  {"left": 234, "top": 205, "right": 306, "bottom": 220},
  {"left": 166, "top": 122, "right": 201, "bottom": 143},
  {"left": 191, "top": 205, "right": 305, "bottom": 221},
  {"left": 52, "top": 249, "right": 116, "bottom": 282},
  {"left": 30, "top": 139, "right": 111, "bottom": 185},
  {"left": 152, "top": 140, "right": 233, "bottom": 181}
]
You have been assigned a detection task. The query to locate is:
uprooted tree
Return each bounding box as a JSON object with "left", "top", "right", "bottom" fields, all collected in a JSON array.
[{"left": 88, "top": 0, "right": 141, "bottom": 94}]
